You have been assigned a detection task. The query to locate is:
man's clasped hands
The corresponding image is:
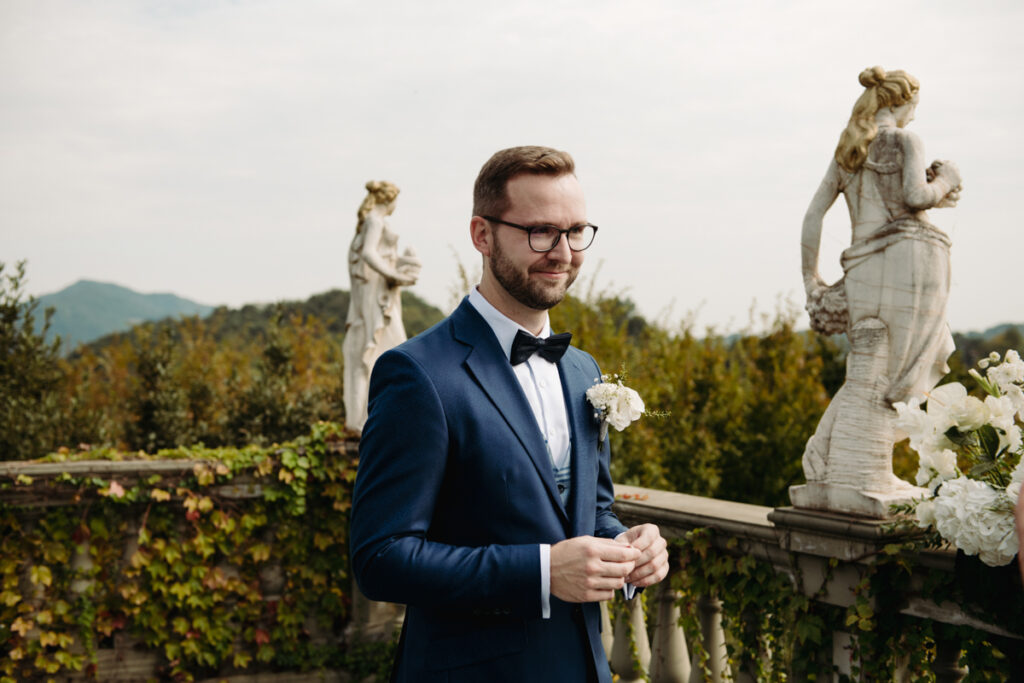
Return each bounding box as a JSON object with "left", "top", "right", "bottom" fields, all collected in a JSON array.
[{"left": 549, "top": 523, "right": 669, "bottom": 603}]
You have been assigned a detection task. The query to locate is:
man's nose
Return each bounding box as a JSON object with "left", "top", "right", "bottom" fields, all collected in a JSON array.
[{"left": 546, "top": 233, "right": 573, "bottom": 262}]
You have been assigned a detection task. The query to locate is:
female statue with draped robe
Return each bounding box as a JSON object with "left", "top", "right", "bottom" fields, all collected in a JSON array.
[
  {"left": 343, "top": 180, "right": 420, "bottom": 433},
  {"left": 792, "top": 67, "right": 963, "bottom": 516}
]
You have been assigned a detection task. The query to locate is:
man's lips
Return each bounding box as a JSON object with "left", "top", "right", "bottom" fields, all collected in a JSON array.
[{"left": 530, "top": 264, "right": 572, "bottom": 277}]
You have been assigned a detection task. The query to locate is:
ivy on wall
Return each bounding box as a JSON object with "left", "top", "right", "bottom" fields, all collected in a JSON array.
[{"left": 0, "top": 422, "right": 392, "bottom": 682}]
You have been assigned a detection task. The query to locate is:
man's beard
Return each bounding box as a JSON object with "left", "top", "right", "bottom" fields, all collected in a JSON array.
[{"left": 489, "top": 240, "right": 578, "bottom": 311}]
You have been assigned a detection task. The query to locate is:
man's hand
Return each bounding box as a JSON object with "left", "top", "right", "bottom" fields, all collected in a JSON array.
[
  {"left": 615, "top": 524, "right": 669, "bottom": 587},
  {"left": 550, "top": 536, "right": 640, "bottom": 603}
]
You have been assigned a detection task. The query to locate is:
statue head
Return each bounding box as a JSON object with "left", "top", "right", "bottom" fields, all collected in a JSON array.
[
  {"left": 357, "top": 180, "right": 401, "bottom": 224},
  {"left": 835, "top": 67, "right": 920, "bottom": 172},
  {"left": 472, "top": 146, "right": 576, "bottom": 219}
]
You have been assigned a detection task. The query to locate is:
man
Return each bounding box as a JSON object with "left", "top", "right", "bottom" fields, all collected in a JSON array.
[{"left": 350, "top": 146, "right": 669, "bottom": 682}]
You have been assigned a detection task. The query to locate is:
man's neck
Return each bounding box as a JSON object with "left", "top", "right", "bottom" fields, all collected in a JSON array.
[{"left": 475, "top": 281, "right": 548, "bottom": 336}]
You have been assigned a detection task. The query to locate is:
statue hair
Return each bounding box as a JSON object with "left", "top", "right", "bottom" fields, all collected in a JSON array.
[
  {"left": 834, "top": 67, "right": 920, "bottom": 173},
  {"left": 356, "top": 180, "right": 401, "bottom": 227},
  {"left": 473, "top": 146, "right": 576, "bottom": 218}
]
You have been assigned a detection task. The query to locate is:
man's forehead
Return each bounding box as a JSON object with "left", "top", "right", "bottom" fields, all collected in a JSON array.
[{"left": 505, "top": 173, "right": 586, "bottom": 215}]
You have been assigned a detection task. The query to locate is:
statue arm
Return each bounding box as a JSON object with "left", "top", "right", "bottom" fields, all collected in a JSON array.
[
  {"left": 358, "top": 213, "right": 416, "bottom": 287},
  {"left": 801, "top": 159, "right": 841, "bottom": 295},
  {"left": 900, "top": 129, "right": 961, "bottom": 209}
]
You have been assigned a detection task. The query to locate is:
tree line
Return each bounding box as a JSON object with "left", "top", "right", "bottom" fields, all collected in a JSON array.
[{"left": 3, "top": 260, "right": 1020, "bottom": 507}]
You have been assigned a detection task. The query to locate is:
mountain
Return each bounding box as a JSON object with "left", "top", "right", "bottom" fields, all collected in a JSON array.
[
  {"left": 37, "top": 280, "right": 215, "bottom": 351},
  {"left": 61, "top": 284, "right": 446, "bottom": 356}
]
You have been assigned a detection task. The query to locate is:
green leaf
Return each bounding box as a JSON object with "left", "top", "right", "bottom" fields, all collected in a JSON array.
[
  {"left": 977, "top": 424, "right": 1001, "bottom": 458},
  {"left": 943, "top": 425, "right": 970, "bottom": 447}
]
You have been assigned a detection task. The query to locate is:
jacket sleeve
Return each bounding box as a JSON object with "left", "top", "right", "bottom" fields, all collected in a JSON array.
[{"left": 349, "top": 348, "right": 542, "bottom": 617}]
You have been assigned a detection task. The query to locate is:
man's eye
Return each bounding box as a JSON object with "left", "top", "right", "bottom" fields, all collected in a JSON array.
[{"left": 531, "top": 226, "right": 558, "bottom": 238}]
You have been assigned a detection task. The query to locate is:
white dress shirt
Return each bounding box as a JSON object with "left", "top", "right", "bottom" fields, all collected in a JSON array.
[{"left": 467, "top": 288, "right": 569, "bottom": 619}]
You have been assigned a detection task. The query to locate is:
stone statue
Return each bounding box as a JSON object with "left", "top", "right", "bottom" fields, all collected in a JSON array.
[
  {"left": 343, "top": 180, "right": 421, "bottom": 433},
  {"left": 790, "top": 67, "right": 963, "bottom": 517}
]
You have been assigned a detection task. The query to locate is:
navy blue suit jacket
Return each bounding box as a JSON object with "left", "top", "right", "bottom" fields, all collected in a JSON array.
[{"left": 350, "top": 298, "right": 627, "bottom": 682}]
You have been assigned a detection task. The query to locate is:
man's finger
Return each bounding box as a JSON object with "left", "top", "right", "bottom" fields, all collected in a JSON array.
[{"left": 589, "top": 537, "right": 641, "bottom": 562}]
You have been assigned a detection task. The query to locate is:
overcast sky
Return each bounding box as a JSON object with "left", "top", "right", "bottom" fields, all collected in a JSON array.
[{"left": 3, "top": 0, "right": 1022, "bottom": 334}]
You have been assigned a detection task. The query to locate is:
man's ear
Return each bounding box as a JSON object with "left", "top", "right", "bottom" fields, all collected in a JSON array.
[{"left": 470, "top": 216, "right": 492, "bottom": 257}]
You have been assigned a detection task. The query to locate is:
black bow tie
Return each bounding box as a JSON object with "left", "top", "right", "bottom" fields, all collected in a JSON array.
[{"left": 509, "top": 330, "right": 572, "bottom": 365}]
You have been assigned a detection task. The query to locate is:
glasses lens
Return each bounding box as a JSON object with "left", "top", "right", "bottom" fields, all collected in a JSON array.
[
  {"left": 528, "top": 225, "right": 596, "bottom": 252},
  {"left": 568, "top": 225, "right": 596, "bottom": 251},
  {"left": 528, "top": 226, "right": 559, "bottom": 252}
]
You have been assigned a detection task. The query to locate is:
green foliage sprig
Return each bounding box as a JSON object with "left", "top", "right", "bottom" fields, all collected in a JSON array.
[{"left": 0, "top": 422, "right": 383, "bottom": 682}]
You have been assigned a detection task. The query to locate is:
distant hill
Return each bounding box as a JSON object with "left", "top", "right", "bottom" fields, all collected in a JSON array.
[
  {"left": 38, "top": 280, "right": 215, "bottom": 351},
  {"left": 69, "top": 285, "right": 445, "bottom": 356},
  {"left": 958, "top": 322, "right": 1024, "bottom": 340},
  {"left": 184, "top": 289, "right": 444, "bottom": 345}
]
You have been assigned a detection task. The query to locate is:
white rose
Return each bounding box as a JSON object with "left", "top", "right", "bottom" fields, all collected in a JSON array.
[
  {"left": 990, "top": 350, "right": 1024, "bottom": 390},
  {"left": 1003, "top": 384, "right": 1024, "bottom": 421},
  {"left": 927, "top": 383, "right": 968, "bottom": 423},
  {"left": 1007, "top": 481, "right": 1021, "bottom": 505},
  {"left": 949, "top": 396, "right": 989, "bottom": 431},
  {"left": 894, "top": 398, "right": 931, "bottom": 443},
  {"left": 915, "top": 499, "right": 936, "bottom": 529},
  {"left": 933, "top": 477, "right": 1017, "bottom": 566},
  {"left": 607, "top": 386, "right": 644, "bottom": 431}
]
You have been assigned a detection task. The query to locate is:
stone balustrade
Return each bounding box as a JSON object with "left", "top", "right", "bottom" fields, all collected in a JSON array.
[
  {"left": 4, "top": 458, "right": 1022, "bottom": 681},
  {"left": 607, "top": 484, "right": 1023, "bottom": 682}
]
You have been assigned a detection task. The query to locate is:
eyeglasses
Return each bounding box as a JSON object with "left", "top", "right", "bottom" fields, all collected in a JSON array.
[{"left": 481, "top": 216, "right": 598, "bottom": 253}]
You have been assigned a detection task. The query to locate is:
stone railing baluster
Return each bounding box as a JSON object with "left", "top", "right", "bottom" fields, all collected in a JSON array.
[
  {"left": 610, "top": 593, "right": 652, "bottom": 681},
  {"left": 649, "top": 575, "right": 690, "bottom": 683},
  {"left": 690, "top": 595, "right": 728, "bottom": 683},
  {"left": 932, "top": 636, "right": 968, "bottom": 683}
]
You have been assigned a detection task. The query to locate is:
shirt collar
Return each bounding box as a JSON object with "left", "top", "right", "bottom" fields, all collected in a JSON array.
[{"left": 467, "top": 287, "right": 552, "bottom": 361}]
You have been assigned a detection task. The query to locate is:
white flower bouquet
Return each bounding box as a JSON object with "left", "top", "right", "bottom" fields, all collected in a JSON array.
[{"left": 894, "top": 350, "right": 1024, "bottom": 566}]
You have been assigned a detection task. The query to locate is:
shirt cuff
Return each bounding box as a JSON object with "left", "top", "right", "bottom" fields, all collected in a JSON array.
[{"left": 540, "top": 543, "right": 551, "bottom": 619}]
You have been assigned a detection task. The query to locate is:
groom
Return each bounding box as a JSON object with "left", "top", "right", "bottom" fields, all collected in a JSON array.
[{"left": 349, "top": 145, "right": 668, "bottom": 682}]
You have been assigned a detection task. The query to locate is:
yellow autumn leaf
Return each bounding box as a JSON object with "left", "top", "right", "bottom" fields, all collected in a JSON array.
[
  {"left": 30, "top": 565, "right": 52, "bottom": 587},
  {"left": 150, "top": 488, "right": 171, "bottom": 502},
  {"left": 249, "top": 544, "right": 271, "bottom": 562},
  {"left": 11, "top": 617, "right": 33, "bottom": 636}
]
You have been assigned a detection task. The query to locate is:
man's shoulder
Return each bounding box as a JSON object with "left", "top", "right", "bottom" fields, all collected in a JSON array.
[
  {"left": 388, "top": 314, "right": 458, "bottom": 360},
  {"left": 564, "top": 344, "right": 599, "bottom": 368}
]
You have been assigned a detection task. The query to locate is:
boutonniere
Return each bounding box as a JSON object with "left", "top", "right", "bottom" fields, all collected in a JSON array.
[{"left": 586, "top": 372, "right": 648, "bottom": 450}]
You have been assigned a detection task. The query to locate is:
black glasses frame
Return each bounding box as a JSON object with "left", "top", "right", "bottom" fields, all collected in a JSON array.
[{"left": 481, "top": 216, "right": 598, "bottom": 253}]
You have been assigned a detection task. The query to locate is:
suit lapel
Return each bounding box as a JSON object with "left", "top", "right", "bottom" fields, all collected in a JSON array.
[
  {"left": 451, "top": 301, "right": 569, "bottom": 524},
  {"left": 559, "top": 350, "right": 599, "bottom": 537}
]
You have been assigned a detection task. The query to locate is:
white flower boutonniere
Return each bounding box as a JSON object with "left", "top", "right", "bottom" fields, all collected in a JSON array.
[{"left": 586, "top": 373, "right": 647, "bottom": 450}]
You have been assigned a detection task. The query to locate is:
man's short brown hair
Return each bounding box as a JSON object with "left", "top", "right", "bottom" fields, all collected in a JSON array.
[{"left": 472, "top": 146, "right": 576, "bottom": 218}]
